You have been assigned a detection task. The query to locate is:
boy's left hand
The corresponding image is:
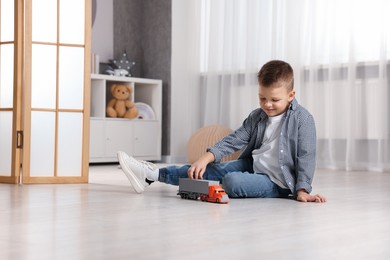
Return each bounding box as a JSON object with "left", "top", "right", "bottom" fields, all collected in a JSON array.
[{"left": 297, "top": 190, "right": 327, "bottom": 203}]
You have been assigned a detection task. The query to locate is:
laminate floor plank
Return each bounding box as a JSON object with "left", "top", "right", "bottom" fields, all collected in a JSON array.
[{"left": 1, "top": 165, "right": 389, "bottom": 259}]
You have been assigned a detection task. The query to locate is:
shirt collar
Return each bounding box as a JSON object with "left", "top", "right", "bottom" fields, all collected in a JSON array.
[{"left": 289, "top": 98, "right": 298, "bottom": 111}]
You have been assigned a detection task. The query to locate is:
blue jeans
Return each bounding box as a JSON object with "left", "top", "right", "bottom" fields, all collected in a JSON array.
[{"left": 158, "top": 158, "right": 291, "bottom": 198}]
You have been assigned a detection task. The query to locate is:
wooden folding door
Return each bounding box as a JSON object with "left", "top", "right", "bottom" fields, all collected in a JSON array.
[{"left": 0, "top": 0, "right": 91, "bottom": 184}]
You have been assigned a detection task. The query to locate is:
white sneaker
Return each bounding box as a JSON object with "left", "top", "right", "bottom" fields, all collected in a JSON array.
[{"left": 117, "top": 151, "right": 158, "bottom": 193}]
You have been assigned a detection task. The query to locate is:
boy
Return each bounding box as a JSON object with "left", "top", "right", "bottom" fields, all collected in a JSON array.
[{"left": 118, "top": 60, "right": 326, "bottom": 203}]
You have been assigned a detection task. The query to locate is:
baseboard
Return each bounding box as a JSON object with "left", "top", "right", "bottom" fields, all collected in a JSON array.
[{"left": 161, "top": 155, "right": 188, "bottom": 164}]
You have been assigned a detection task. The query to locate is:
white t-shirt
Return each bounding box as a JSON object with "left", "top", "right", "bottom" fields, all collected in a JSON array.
[{"left": 252, "top": 112, "right": 288, "bottom": 188}]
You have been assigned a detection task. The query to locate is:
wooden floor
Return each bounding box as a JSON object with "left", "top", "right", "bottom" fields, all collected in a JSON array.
[{"left": 1, "top": 164, "right": 390, "bottom": 260}]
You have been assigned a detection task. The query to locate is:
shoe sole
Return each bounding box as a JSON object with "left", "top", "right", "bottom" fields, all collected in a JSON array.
[{"left": 117, "top": 152, "right": 145, "bottom": 193}]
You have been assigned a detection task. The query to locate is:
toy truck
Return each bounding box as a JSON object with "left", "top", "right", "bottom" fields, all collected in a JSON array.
[{"left": 177, "top": 178, "right": 230, "bottom": 204}]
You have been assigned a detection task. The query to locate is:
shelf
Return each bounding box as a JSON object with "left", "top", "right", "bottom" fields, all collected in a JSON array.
[{"left": 89, "top": 74, "right": 162, "bottom": 162}]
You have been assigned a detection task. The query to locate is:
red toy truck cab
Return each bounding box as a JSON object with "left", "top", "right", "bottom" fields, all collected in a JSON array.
[{"left": 200, "top": 185, "right": 229, "bottom": 203}]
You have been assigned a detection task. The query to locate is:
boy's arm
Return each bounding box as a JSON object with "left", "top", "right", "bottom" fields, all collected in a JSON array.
[
  {"left": 295, "top": 115, "right": 317, "bottom": 194},
  {"left": 208, "top": 110, "right": 258, "bottom": 162},
  {"left": 188, "top": 125, "right": 249, "bottom": 178},
  {"left": 207, "top": 131, "right": 248, "bottom": 162},
  {"left": 187, "top": 110, "right": 256, "bottom": 179},
  {"left": 295, "top": 114, "right": 326, "bottom": 202}
]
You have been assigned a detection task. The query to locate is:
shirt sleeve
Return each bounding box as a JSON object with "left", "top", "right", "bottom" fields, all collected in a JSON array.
[
  {"left": 295, "top": 114, "right": 317, "bottom": 194},
  {"left": 207, "top": 110, "right": 256, "bottom": 162}
]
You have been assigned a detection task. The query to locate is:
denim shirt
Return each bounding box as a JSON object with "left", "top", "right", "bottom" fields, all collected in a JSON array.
[{"left": 208, "top": 98, "right": 316, "bottom": 196}]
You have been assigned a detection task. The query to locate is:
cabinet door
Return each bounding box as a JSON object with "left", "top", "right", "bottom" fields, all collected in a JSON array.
[
  {"left": 90, "top": 120, "right": 105, "bottom": 159},
  {"left": 105, "top": 120, "right": 133, "bottom": 160},
  {"left": 133, "top": 121, "right": 160, "bottom": 159}
]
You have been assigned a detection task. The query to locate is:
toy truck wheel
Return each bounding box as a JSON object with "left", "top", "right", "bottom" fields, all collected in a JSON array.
[{"left": 216, "top": 198, "right": 220, "bottom": 203}]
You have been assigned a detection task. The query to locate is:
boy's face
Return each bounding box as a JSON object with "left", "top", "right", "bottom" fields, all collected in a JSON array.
[{"left": 258, "top": 83, "right": 295, "bottom": 117}]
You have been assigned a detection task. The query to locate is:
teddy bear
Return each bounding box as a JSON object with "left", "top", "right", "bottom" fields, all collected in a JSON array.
[{"left": 106, "top": 84, "right": 138, "bottom": 119}]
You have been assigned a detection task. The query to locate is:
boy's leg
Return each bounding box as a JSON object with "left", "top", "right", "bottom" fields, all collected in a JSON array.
[
  {"left": 159, "top": 158, "right": 253, "bottom": 185},
  {"left": 118, "top": 150, "right": 269, "bottom": 197},
  {"left": 117, "top": 151, "right": 159, "bottom": 193},
  {"left": 222, "top": 172, "right": 291, "bottom": 198},
  {"left": 158, "top": 165, "right": 190, "bottom": 185},
  {"left": 118, "top": 151, "right": 246, "bottom": 191}
]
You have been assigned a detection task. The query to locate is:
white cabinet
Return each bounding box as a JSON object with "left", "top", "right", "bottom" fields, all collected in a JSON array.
[{"left": 89, "top": 74, "right": 162, "bottom": 163}]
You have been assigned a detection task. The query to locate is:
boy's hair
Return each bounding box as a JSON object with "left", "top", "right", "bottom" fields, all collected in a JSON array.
[{"left": 257, "top": 60, "right": 294, "bottom": 91}]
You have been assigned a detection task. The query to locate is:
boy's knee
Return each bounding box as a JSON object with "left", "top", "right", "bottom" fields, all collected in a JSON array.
[{"left": 222, "top": 173, "right": 241, "bottom": 197}]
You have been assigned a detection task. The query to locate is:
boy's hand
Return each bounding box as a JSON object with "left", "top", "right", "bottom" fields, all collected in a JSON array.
[
  {"left": 297, "top": 189, "right": 327, "bottom": 203},
  {"left": 187, "top": 152, "right": 215, "bottom": 179}
]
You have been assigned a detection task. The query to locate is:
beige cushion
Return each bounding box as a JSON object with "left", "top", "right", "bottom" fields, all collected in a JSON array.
[{"left": 187, "top": 125, "right": 241, "bottom": 163}]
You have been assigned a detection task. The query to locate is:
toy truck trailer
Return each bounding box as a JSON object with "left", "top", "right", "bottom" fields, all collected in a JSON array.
[{"left": 178, "top": 178, "right": 229, "bottom": 204}]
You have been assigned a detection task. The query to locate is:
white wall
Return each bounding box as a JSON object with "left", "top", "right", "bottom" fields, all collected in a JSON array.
[
  {"left": 169, "top": 0, "right": 202, "bottom": 163},
  {"left": 92, "top": 0, "right": 113, "bottom": 63},
  {"left": 91, "top": 0, "right": 201, "bottom": 163}
]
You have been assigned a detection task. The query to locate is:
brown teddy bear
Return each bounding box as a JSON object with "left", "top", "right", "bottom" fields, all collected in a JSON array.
[{"left": 106, "top": 84, "right": 138, "bottom": 119}]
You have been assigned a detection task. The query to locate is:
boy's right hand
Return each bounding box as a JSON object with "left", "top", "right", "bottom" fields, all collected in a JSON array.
[
  {"left": 187, "top": 152, "right": 215, "bottom": 179},
  {"left": 297, "top": 189, "right": 327, "bottom": 203}
]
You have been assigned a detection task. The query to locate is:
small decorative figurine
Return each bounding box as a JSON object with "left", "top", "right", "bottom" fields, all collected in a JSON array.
[{"left": 106, "top": 50, "right": 136, "bottom": 77}]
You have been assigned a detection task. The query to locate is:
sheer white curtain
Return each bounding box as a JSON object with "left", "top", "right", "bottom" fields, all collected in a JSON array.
[{"left": 199, "top": 0, "right": 390, "bottom": 171}]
